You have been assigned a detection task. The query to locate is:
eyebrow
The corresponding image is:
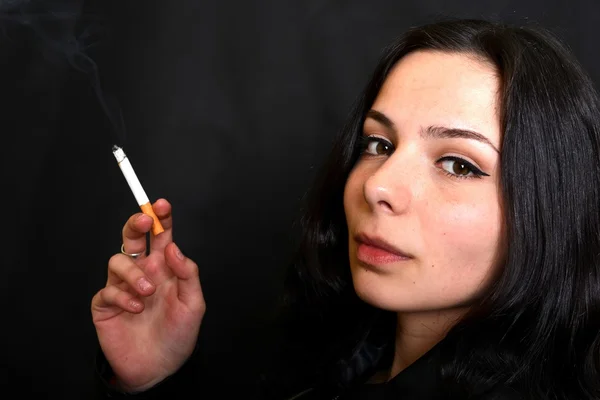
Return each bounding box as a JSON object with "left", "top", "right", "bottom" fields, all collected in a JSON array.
[{"left": 365, "top": 109, "right": 499, "bottom": 153}]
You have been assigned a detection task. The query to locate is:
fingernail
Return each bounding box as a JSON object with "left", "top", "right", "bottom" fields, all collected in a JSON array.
[
  {"left": 138, "top": 277, "right": 154, "bottom": 292},
  {"left": 129, "top": 299, "right": 143, "bottom": 310},
  {"left": 174, "top": 243, "right": 184, "bottom": 260}
]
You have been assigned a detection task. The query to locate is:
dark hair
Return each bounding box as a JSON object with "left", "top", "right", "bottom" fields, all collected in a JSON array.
[{"left": 274, "top": 18, "right": 600, "bottom": 399}]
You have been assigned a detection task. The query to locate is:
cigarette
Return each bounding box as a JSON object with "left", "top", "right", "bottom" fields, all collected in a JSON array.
[{"left": 112, "top": 145, "right": 164, "bottom": 236}]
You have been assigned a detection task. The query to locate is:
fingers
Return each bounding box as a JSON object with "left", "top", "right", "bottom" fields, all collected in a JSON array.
[
  {"left": 122, "top": 213, "right": 153, "bottom": 257},
  {"left": 107, "top": 254, "right": 156, "bottom": 296},
  {"left": 91, "top": 285, "right": 145, "bottom": 320},
  {"left": 149, "top": 198, "right": 173, "bottom": 252},
  {"left": 93, "top": 255, "right": 156, "bottom": 321},
  {"left": 121, "top": 198, "right": 172, "bottom": 258},
  {"left": 164, "top": 243, "right": 205, "bottom": 311}
]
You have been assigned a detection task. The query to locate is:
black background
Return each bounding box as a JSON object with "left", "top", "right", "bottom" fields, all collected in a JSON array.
[{"left": 2, "top": 0, "right": 598, "bottom": 398}]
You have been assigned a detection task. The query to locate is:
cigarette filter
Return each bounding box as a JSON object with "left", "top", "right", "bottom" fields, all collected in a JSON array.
[{"left": 112, "top": 145, "right": 164, "bottom": 236}]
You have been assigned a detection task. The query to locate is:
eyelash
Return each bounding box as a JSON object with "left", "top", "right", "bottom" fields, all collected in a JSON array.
[{"left": 357, "top": 135, "right": 488, "bottom": 180}]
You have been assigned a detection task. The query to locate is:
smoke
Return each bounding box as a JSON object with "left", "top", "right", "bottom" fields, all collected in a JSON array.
[{"left": 0, "top": 0, "right": 126, "bottom": 144}]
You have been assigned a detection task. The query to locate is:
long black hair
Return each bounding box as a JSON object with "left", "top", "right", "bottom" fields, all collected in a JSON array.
[{"left": 271, "top": 18, "right": 600, "bottom": 399}]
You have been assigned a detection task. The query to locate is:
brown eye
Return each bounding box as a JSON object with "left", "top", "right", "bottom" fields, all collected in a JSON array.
[
  {"left": 438, "top": 156, "right": 488, "bottom": 179},
  {"left": 452, "top": 161, "right": 470, "bottom": 175},
  {"left": 362, "top": 136, "right": 393, "bottom": 156},
  {"left": 440, "top": 158, "right": 473, "bottom": 176}
]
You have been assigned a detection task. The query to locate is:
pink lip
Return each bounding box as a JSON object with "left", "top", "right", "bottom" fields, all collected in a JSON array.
[{"left": 355, "top": 234, "right": 413, "bottom": 265}]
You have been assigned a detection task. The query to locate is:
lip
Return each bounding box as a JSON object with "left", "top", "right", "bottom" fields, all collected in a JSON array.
[{"left": 355, "top": 233, "right": 413, "bottom": 265}]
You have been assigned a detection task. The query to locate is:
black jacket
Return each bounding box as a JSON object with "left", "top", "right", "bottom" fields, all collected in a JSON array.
[{"left": 92, "top": 341, "right": 524, "bottom": 400}]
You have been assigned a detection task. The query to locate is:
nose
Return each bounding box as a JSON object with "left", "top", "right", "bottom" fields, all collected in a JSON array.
[{"left": 363, "top": 155, "right": 412, "bottom": 215}]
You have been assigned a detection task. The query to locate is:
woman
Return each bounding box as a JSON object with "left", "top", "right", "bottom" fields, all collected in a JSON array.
[{"left": 91, "top": 18, "right": 600, "bottom": 399}]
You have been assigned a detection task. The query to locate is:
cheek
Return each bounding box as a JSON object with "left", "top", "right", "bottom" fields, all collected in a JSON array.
[{"left": 427, "top": 199, "right": 502, "bottom": 264}]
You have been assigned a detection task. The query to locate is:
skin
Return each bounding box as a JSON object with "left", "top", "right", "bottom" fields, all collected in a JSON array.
[{"left": 343, "top": 50, "right": 505, "bottom": 380}]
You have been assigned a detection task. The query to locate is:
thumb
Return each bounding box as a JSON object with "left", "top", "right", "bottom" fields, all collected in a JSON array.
[{"left": 165, "top": 243, "right": 205, "bottom": 309}]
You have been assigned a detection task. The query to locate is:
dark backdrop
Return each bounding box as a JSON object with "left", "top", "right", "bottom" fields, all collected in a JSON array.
[{"left": 2, "top": 0, "right": 598, "bottom": 398}]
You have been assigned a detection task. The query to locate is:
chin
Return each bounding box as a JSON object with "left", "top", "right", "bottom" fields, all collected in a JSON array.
[
  {"left": 350, "top": 265, "right": 415, "bottom": 311},
  {"left": 349, "top": 262, "right": 460, "bottom": 313}
]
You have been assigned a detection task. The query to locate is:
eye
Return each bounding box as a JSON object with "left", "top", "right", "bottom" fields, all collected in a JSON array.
[
  {"left": 437, "top": 156, "right": 489, "bottom": 179},
  {"left": 359, "top": 135, "right": 394, "bottom": 156}
]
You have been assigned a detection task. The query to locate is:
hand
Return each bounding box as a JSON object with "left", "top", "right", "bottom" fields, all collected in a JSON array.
[{"left": 91, "top": 199, "right": 206, "bottom": 392}]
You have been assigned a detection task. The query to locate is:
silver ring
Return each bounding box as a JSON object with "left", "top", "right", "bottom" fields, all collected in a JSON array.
[{"left": 121, "top": 244, "right": 145, "bottom": 259}]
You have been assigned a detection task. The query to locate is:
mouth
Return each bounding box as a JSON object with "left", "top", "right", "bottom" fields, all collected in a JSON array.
[{"left": 354, "top": 233, "right": 413, "bottom": 265}]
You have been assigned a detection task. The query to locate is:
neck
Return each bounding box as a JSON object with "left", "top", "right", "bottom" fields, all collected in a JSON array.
[{"left": 386, "top": 308, "right": 467, "bottom": 380}]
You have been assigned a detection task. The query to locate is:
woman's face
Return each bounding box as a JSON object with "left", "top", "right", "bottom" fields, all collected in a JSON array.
[{"left": 344, "top": 50, "right": 504, "bottom": 313}]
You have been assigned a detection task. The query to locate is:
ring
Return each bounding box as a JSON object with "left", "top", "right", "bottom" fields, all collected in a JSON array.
[{"left": 120, "top": 244, "right": 145, "bottom": 259}]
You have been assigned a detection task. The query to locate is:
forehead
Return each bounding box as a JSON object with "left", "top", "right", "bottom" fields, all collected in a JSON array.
[{"left": 371, "top": 50, "right": 501, "bottom": 146}]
